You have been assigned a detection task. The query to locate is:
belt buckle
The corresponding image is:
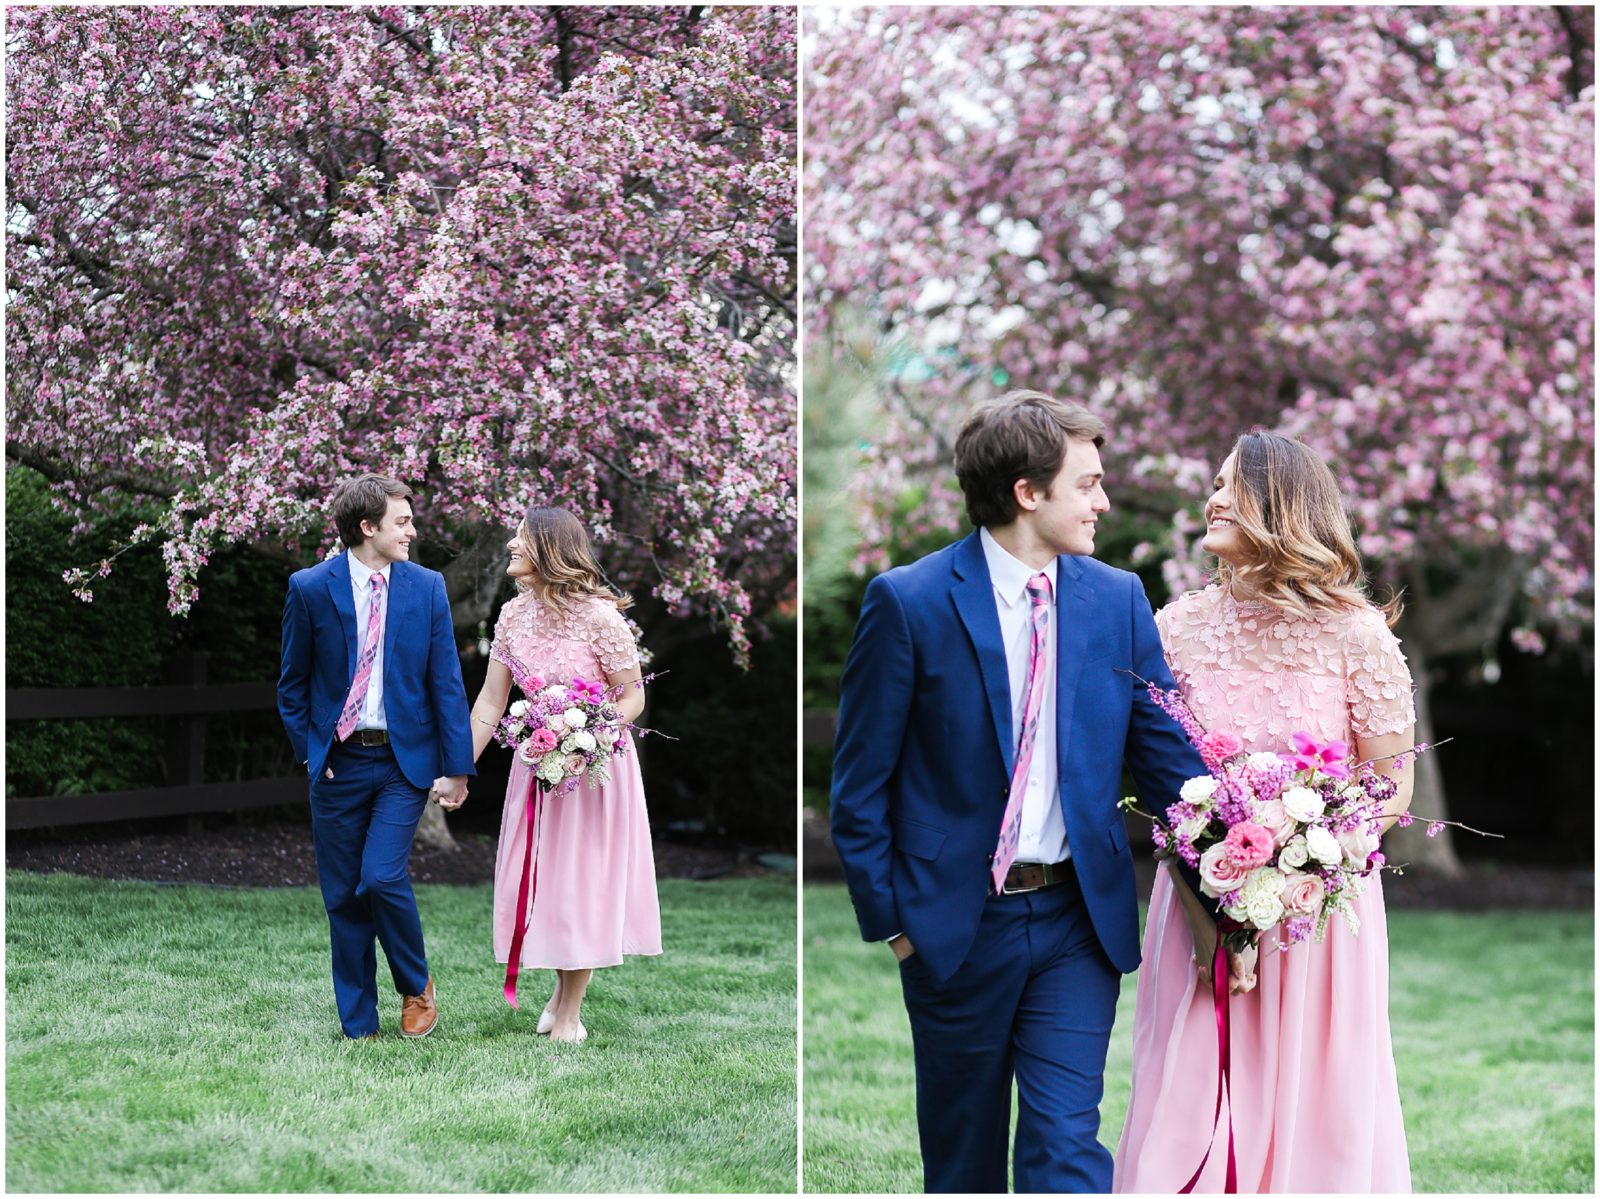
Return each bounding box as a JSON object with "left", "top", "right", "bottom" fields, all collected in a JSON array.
[{"left": 1001, "top": 867, "right": 1041, "bottom": 896}]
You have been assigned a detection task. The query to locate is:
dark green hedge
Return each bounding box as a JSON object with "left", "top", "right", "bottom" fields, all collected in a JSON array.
[{"left": 6, "top": 466, "right": 295, "bottom": 798}]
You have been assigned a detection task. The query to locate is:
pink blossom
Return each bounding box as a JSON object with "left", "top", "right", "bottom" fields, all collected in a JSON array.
[
  {"left": 527, "top": 728, "right": 559, "bottom": 754},
  {"left": 1197, "top": 731, "right": 1243, "bottom": 772},
  {"left": 562, "top": 753, "right": 586, "bottom": 778},
  {"left": 1222, "top": 821, "right": 1275, "bottom": 870}
]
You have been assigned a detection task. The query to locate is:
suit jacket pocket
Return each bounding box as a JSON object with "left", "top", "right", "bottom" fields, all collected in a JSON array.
[
  {"left": 417, "top": 706, "right": 435, "bottom": 726},
  {"left": 893, "top": 816, "right": 947, "bottom": 862}
]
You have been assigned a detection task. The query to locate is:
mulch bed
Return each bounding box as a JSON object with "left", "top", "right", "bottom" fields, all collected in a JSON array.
[
  {"left": 800, "top": 812, "right": 1594, "bottom": 911},
  {"left": 6, "top": 812, "right": 776, "bottom": 888}
]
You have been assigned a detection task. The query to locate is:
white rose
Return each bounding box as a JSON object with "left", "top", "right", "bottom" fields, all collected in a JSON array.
[
  {"left": 1305, "top": 825, "right": 1342, "bottom": 867},
  {"left": 545, "top": 714, "right": 568, "bottom": 733},
  {"left": 560, "top": 736, "right": 578, "bottom": 754},
  {"left": 1278, "top": 835, "right": 1310, "bottom": 871},
  {"left": 1247, "top": 751, "right": 1283, "bottom": 771},
  {"left": 1180, "top": 776, "right": 1219, "bottom": 807},
  {"left": 541, "top": 684, "right": 566, "bottom": 698},
  {"left": 1281, "top": 786, "right": 1326, "bottom": 823},
  {"left": 1177, "top": 813, "right": 1210, "bottom": 843},
  {"left": 1238, "top": 867, "right": 1287, "bottom": 930},
  {"left": 1245, "top": 891, "right": 1287, "bottom": 929},
  {"left": 509, "top": 699, "right": 530, "bottom": 718},
  {"left": 573, "top": 730, "right": 597, "bottom": 752},
  {"left": 1240, "top": 865, "right": 1286, "bottom": 904},
  {"left": 563, "top": 708, "right": 588, "bottom": 730}
]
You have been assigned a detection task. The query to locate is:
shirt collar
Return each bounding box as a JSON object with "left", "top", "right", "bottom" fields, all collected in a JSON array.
[
  {"left": 979, "top": 527, "right": 1056, "bottom": 608},
  {"left": 348, "top": 553, "right": 390, "bottom": 588}
]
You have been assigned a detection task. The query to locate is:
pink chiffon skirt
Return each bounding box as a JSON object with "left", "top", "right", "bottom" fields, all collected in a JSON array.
[
  {"left": 1114, "top": 867, "right": 1411, "bottom": 1193},
  {"left": 492, "top": 733, "right": 662, "bottom": 971}
]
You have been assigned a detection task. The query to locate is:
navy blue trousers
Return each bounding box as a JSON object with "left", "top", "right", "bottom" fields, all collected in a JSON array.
[
  {"left": 898, "top": 871, "right": 1121, "bottom": 1193},
  {"left": 307, "top": 741, "right": 430, "bottom": 1038}
]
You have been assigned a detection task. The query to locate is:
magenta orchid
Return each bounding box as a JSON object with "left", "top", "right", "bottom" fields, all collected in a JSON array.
[
  {"left": 1280, "top": 732, "right": 1353, "bottom": 781},
  {"left": 569, "top": 678, "right": 608, "bottom": 705}
]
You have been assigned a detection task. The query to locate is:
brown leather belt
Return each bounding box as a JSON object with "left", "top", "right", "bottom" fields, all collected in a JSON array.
[
  {"left": 1000, "top": 858, "right": 1074, "bottom": 895},
  {"left": 350, "top": 729, "right": 390, "bottom": 747}
]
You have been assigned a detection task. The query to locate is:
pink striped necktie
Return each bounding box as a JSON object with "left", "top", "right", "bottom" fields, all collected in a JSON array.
[
  {"left": 336, "top": 572, "right": 386, "bottom": 741},
  {"left": 990, "top": 572, "right": 1053, "bottom": 893}
]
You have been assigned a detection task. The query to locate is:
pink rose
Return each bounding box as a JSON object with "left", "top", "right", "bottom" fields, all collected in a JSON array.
[
  {"left": 1281, "top": 872, "right": 1326, "bottom": 916},
  {"left": 1199, "top": 842, "right": 1251, "bottom": 898},
  {"left": 524, "top": 674, "right": 546, "bottom": 693},
  {"left": 1222, "top": 821, "right": 1275, "bottom": 869},
  {"left": 562, "top": 753, "right": 586, "bottom": 777},
  {"left": 1198, "top": 731, "right": 1243, "bottom": 772},
  {"left": 1336, "top": 823, "right": 1380, "bottom": 870},
  {"left": 528, "top": 728, "right": 559, "bottom": 754},
  {"left": 1250, "top": 799, "right": 1297, "bottom": 849}
]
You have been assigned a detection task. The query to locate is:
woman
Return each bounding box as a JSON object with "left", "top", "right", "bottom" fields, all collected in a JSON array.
[
  {"left": 460, "top": 506, "right": 662, "bottom": 1043},
  {"left": 1115, "top": 431, "right": 1416, "bottom": 1192}
]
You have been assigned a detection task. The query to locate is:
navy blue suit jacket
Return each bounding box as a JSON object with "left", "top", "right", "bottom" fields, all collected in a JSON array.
[
  {"left": 278, "top": 554, "right": 476, "bottom": 791},
  {"left": 830, "top": 532, "right": 1204, "bottom": 982}
]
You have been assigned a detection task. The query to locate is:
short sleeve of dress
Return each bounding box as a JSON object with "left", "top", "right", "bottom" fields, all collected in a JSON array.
[
  {"left": 1346, "top": 608, "right": 1416, "bottom": 739},
  {"left": 488, "top": 600, "right": 520, "bottom": 674},
  {"left": 592, "top": 601, "right": 641, "bottom": 677}
]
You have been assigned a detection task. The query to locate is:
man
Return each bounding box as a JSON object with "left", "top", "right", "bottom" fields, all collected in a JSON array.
[
  {"left": 830, "top": 391, "right": 1205, "bottom": 1192},
  {"left": 278, "top": 474, "right": 475, "bottom": 1040}
]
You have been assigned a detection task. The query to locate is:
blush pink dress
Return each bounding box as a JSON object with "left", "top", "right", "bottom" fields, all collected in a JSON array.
[
  {"left": 1114, "top": 585, "right": 1416, "bottom": 1193},
  {"left": 490, "top": 593, "right": 662, "bottom": 971}
]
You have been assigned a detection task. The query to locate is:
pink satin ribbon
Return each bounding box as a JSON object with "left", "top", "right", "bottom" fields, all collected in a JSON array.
[
  {"left": 502, "top": 780, "right": 545, "bottom": 1009},
  {"left": 1180, "top": 936, "right": 1238, "bottom": 1194}
]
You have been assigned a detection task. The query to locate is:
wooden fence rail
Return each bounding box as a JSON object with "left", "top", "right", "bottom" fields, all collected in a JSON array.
[{"left": 6, "top": 652, "right": 302, "bottom": 830}]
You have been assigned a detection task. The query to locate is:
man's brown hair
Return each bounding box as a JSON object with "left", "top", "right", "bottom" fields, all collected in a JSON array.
[
  {"left": 331, "top": 474, "right": 412, "bottom": 547},
  {"left": 952, "top": 390, "right": 1107, "bottom": 528}
]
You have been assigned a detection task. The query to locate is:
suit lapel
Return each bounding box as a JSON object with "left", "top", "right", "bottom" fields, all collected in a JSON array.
[
  {"left": 950, "top": 532, "right": 1016, "bottom": 778},
  {"left": 1054, "top": 555, "right": 1094, "bottom": 778},
  {"left": 326, "top": 553, "right": 358, "bottom": 682}
]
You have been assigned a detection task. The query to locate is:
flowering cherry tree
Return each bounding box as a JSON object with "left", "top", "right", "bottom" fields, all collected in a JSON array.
[
  {"left": 7, "top": 5, "right": 796, "bottom": 664},
  {"left": 807, "top": 6, "right": 1593, "bottom": 870}
]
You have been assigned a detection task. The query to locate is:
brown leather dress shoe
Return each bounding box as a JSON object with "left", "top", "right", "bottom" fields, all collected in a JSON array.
[{"left": 400, "top": 977, "right": 438, "bottom": 1038}]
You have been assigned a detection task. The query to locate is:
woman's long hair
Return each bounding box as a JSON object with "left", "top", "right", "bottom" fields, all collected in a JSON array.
[
  {"left": 1214, "top": 431, "right": 1402, "bottom": 626},
  {"left": 514, "top": 506, "right": 632, "bottom": 613}
]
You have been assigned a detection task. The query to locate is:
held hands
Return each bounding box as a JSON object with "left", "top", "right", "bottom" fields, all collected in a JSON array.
[
  {"left": 431, "top": 775, "right": 468, "bottom": 810},
  {"left": 1195, "top": 938, "right": 1259, "bottom": 995}
]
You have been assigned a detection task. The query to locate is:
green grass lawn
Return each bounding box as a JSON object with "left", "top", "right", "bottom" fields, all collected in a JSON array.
[
  {"left": 6, "top": 872, "right": 796, "bottom": 1193},
  {"left": 803, "top": 884, "right": 1593, "bottom": 1194}
]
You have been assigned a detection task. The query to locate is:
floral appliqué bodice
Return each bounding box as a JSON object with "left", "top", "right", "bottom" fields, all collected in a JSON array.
[
  {"left": 490, "top": 593, "right": 640, "bottom": 689},
  {"left": 1155, "top": 585, "right": 1415, "bottom": 755}
]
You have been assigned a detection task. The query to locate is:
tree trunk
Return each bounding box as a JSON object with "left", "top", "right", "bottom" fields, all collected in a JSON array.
[
  {"left": 413, "top": 800, "right": 458, "bottom": 852},
  {"left": 1382, "top": 638, "right": 1464, "bottom": 876}
]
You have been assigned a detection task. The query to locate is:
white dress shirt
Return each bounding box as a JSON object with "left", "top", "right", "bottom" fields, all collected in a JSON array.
[
  {"left": 347, "top": 555, "right": 390, "bottom": 732},
  {"left": 980, "top": 527, "right": 1070, "bottom": 865}
]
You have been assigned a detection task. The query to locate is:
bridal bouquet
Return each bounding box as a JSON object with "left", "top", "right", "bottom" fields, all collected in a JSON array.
[
  {"left": 1120, "top": 678, "right": 1487, "bottom": 951},
  {"left": 493, "top": 670, "right": 631, "bottom": 793}
]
